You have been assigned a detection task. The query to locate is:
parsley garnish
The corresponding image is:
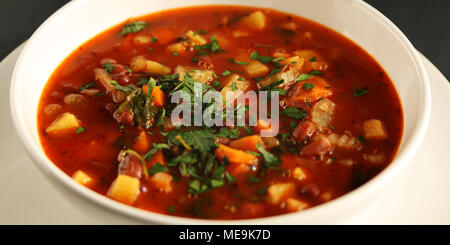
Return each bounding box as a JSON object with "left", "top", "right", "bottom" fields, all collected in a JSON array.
[
  {"left": 80, "top": 82, "right": 96, "bottom": 91},
  {"left": 216, "top": 127, "right": 239, "bottom": 139},
  {"left": 149, "top": 163, "right": 169, "bottom": 175},
  {"left": 282, "top": 107, "right": 307, "bottom": 120},
  {"left": 75, "top": 126, "right": 85, "bottom": 134},
  {"left": 303, "top": 82, "right": 314, "bottom": 90},
  {"left": 247, "top": 174, "right": 261, "bottom": 183},
  {"left": 104, "top": 62, "right": 114, "bottom": 73},
  {"left": 235, "top": 60, "right": 249, "bottom": 65},
  {"left": 120, "top": 21, "right": 147, "bottom": 36},
  {"left": 256, "top": 143, "right": 281, "bottom": 168}
]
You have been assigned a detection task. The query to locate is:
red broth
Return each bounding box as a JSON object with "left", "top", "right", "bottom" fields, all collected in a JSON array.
[{"left": 37, "top": 5, "right": 403, "bottom": 219}]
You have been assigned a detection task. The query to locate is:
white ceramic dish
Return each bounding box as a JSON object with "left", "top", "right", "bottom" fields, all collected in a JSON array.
[{"left": 9, "top": 0, "right": 431, "bottom": 224}]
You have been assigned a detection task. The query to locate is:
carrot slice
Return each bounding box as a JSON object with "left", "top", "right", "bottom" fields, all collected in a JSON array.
[
  {"left": 133, "top": 130, "right": 152, "bottom": 153},
  {"left": 143, "top": 85, "right": 165, "bottom": 107},
  {"left": 229, "top": 135, "right": 265, "bottom": 152},
  {"left": 215, "top": 144, "right": 257, "bottom": 165},
  {"left": 148, "top": 150, "right": 166, "bottom": 166}
]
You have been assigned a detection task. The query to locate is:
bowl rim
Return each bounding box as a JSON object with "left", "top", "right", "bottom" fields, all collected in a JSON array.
[{"left": 9, "top": 0, "right": 431, "bottom": 224}]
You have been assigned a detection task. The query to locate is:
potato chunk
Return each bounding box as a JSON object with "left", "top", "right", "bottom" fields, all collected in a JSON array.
[
  {"left": 363, "top": 119, "right": 388, "bottom": 140},
  {"left": 107, "top": 174, "right": 141, "bottom": 205},
  {"left": 175, "top": 65, "right": 214, "bottom": 83},
  {"left": 45, "top": 112, "right": 80, "bottom": 135},
  {"left": 286, "top": 198, "right": 309, "bottom": 212},
  {"left": 186, "top": 30, "right": 207, "bottom": 45},
  {"left": 220, "top": 74, "right": 251, "bottom": 106},
  {"left": 129, "top": 56, "right": 171, "bottom": 75},
  {"left": 243, "top": 11, "right": 266, "bottom": 30},
  {"left": 244, "top": 61, "right": 269, "bottom": 77},
  {"left": 72, "top": 170, "right": 93, "bottom": 187},
  {"left": 133, "top": 35, "right": 152, "bottom": 45},
  {"left": 293, "top": 49, "right": 323, "bottom": 61},
  {"left": 166, "top": 42, "right": 186, "bottom": 53},
  {"left": 267, "top": 183, "right": 296, "bottom": 205}
]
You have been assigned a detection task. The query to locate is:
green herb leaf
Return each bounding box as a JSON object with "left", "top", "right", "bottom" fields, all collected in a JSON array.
[
  {"left": 256, "top": 143, "right": 281, "bottom": 168},
  {"left": 282, "top": 107, "right": 307, "bottom": 120},
  {"left": 149, "top": 163, "right": 169, "bottom": 175},
  {"left": 216, "top": 127, "right": 239, "bottom": 139},
  {"left": 80, "top": 82, "right": 96, "bottom": 91},
  {"left": 104, "top": 62, "right": 114, "bottom": 73},
  {"left": 235, "top": 60, "right": 249, "bottom": 65},
  {"left": 120, "top": 21, "right": 147, "bottom": 36},
  {"left": 296, "top": 73, "right": 312, "bottom": 82},
  {"left": 303, "top": 82, "right": 314, "bottom": 90},
  {"left": 75, "top": 126, "right": 85, "bottom": 134},
  {"left": 247, "top": 174, "right": 261, "bottom": 183}
]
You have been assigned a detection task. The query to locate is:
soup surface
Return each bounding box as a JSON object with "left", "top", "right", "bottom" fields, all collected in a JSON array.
[{"left": 37, "top": 6, "right": 403, "bottom": 219}]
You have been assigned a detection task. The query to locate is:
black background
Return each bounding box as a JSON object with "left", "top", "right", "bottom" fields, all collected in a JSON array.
[{"left": 0, "top": 0, "right": 449, "bottom": 79}]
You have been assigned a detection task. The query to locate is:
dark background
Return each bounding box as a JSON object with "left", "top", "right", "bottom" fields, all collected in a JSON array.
[{"left": 0, "top": 0, "right": 449, "bottom": 79}]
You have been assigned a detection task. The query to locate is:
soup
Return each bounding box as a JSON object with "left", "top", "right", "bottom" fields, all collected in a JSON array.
[{"left": 37, "top": 5, "right": 403, "bottom": 219}]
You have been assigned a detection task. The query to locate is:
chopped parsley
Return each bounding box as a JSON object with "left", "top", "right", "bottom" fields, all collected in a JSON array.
[
  {"left": 247, "top": 174, "right": 261, "bottom": 183},
  {"left": 256, "top": 143, "right": 281, "bottom": 168},
  {"left": 282, "top": 107, "right": 308, "bottom": 120},
  {"left": 148, "top": 163, "right": 169, "bottom": 175},
  {"left": 80, "top": 82, "right": 96, "bottom": 91},
  {"left": 303, "top": 82, "right": 314, "bottom": 90},
  {"left": 104, "top": 62, "right": 114, "bottom": 73},
  {"left": 222, "top": 70, "right": 232, "bottom": 76},
  {"left": 75, "top": 126, "right": 85, "bottom": 134},
  {"left": 249, "top": 51, "right": 274, "bottom": 63},
  {"left": 120, "top": 21, "right": 147, "bottom": 36},
  {"left": 235, "top": 60, "right": 249, "bottom": 65},
  {"left": 216, "top": 127, "right": 239, "bottom": 139}
]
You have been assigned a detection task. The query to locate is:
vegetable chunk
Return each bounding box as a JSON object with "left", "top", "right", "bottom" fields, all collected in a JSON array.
[
  {"left": 45, "top": 112, "right": 80, "bottom": 136},
  {"left": 286, "top": 198, "right": 309, "bottom": 212},
  {"left": 215, "top": 144, "right": 258, "bottom": 165},
  {"left": 130, "top": 56, "right": 171, "bottom": 75},
  {"left": 72, "top": 170, "right": 93, "bottom": 187},
  {"left": 243, "top": 11, "right": 266, "bottom": 30},
  {"left": 244, "top": 61, "right": 269, "bottom": 77},
  {"left": 229, "top": 135, "right": 265, "bottom": 152},
  {"left": 175, "top": 65, "right": 214, "bottom": 83},
  {"left": 107, "top": 174, "right": 141, "bottom": 205},
  {"left": 287, "top": 76, "right": 332, "bottom": 104},
  {"left": 220, "top": 74, "right": 251, "bottom": 106},
  {"left": 149, "top": 172, "right": 173, "bottom": 193},
  {"left": 267, "top": 182, "right": 296, "bottom": 205},
  {"left": 363, "top": 119, "right": 388, "bottom": 140},
  {"left": 311, "top": 99, "right": 335, "bottom": 130}
]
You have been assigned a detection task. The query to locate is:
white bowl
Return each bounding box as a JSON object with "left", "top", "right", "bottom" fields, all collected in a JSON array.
[{"left": 10, "top": 0, "right": 430, "bottom": 224}]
